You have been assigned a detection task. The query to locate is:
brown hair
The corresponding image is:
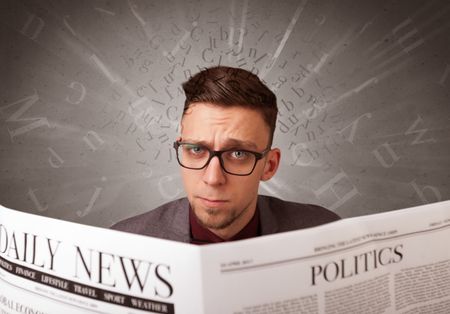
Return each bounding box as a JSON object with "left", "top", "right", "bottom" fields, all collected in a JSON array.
[{"left": 182, "top": 66, "right": 278, "bottom": 146}]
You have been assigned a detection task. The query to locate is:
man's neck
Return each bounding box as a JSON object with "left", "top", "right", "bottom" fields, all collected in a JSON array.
[{"left": 190, "top": 203, "right": 261, "bottom": 244}]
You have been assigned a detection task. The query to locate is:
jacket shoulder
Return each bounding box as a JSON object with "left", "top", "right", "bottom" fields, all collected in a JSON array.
[
  {"left": 110, "top": 198, "right": 189, "bottom": 241},
  {"left": 259, "top": 195, "right": 340, "bottom": 234}
]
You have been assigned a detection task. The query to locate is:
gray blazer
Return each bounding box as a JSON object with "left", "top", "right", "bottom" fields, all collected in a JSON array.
[{"left": 111, "top": 195, "right": 340, "bottom": 242}]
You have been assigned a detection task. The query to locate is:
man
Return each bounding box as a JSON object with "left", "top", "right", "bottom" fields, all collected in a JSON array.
[{"left": 112, "top": 66, "right": 339, "bottom": 244}]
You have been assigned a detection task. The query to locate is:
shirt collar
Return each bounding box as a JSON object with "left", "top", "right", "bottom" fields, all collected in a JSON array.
[{"left": 189, "top": 206, "right": 261, "bottom": 245}]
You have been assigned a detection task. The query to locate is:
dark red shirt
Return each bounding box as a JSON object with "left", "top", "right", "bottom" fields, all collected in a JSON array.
[{"left": 189, "top": 206, "right": 261, "bottom": 244}]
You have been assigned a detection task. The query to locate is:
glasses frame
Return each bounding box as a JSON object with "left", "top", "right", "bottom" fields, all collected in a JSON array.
[{"left": 173, "top": 141, "right": 270, "bottom": 176}]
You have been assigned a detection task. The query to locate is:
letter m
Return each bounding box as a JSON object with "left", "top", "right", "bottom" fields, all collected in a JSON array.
[{"left": 0, "top": 90, "right": 50, "bottom": 142}]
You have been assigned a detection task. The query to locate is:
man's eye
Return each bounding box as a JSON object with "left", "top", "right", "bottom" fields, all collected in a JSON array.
[
  {"left": 187, "top": 146, "right": 204, "bottom": 154},
  {"left": 231, "top": 151, "right": 248, "bottom": 159}
]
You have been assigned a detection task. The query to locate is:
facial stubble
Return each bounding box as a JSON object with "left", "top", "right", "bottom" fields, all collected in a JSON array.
[{"left": 192, "top": 200, "right": 253, "bottom": 231}]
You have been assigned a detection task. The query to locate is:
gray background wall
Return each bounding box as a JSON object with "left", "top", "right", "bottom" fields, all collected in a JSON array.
[{"left": 1, "top": 0, "right": 449, "bottom": 228}]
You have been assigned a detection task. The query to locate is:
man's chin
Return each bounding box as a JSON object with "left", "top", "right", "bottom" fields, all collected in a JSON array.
[{"left": 193, "top": 207, "right": 235, "bottom": 231}]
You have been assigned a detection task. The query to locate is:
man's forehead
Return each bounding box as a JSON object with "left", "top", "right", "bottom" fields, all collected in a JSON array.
[{"left": 179, "top": 102, "right": 270, "bottom": 149}]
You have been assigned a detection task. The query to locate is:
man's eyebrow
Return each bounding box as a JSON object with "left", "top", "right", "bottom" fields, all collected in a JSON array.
[
  {"left": 180, "top": 138, "right": 209, "bottom": 145},
  {"left": 223, "top": 138, "right": 258, "bottom": 150},
  {"left": 180, "top": 138, "right": 258, "bottom": 150}
]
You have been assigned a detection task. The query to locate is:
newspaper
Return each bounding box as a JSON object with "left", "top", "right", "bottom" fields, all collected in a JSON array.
[{"left": 1, "top": 200, "right": 449, "bottom": 314}]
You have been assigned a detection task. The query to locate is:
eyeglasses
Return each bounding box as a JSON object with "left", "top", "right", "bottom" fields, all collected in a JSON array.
[{"left": 173, "top": 141, "right": 270, "bottom": 176}]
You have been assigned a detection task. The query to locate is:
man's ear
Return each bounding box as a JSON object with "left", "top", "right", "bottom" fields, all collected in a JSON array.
[{"left": 261, "top": 148, "right": 281, "bottom": 181}]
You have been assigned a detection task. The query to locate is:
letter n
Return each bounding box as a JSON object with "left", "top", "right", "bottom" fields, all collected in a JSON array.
[
  {"left": 83, "top": 131, "right": 105, "bottom": 151},
  {"left": 0, "top": 90, "right": 50, "bottom": 142},
  {"left": 21, "top": 13, "right": 45, "bottom": 40},
  {"left": 404, "top": 115, "right": 436, "bottom": 145},
  {"left": 74, "top": 246, "right": 93, "bottom": 279},
  {"left": 372, "top": 142, "right": 400, "bottom": 168}
]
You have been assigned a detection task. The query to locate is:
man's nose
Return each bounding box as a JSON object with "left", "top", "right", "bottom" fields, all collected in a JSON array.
[{"left": 202, "top": 156, "right": 226, "bottom": 185}]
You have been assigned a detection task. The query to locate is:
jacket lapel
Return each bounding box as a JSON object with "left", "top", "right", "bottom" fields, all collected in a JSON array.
[{"left": 258, "top": 195, "right": 279, "bottom": 235}]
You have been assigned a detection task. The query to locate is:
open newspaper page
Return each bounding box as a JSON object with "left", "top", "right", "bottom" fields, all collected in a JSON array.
[
  {"left": 0, "top": 204, "right": 204, "bottom": 314},
  {"left": 201, "top": 200, "right": 450, "bottom": 314},
  {"left": 1, "top": 201, "right": 450, "bottom": 314}
]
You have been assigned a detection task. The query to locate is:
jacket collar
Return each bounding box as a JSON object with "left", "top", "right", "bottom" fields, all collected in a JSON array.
[{"left": 169, "top": 198, "right": 191, "bottom": 243}]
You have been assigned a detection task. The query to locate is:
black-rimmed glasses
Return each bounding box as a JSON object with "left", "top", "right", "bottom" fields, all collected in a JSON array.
[{"left": 173, "top": 141, "right": 270, "bottom": 176}]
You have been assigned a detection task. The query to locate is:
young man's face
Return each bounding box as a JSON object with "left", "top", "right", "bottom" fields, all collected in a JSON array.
[{"left": 178, "top": 102, "right": 280, "bottom": 239}]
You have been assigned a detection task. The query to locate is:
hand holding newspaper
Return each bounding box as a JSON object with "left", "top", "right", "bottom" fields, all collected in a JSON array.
[{"left": 1, "top": 200, "right": 449, "bottom": 313}]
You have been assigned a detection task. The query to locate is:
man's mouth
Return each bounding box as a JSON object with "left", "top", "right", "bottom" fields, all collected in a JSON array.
[{"left": 198, "top": 197, "right": 229, "bottom": 207}]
